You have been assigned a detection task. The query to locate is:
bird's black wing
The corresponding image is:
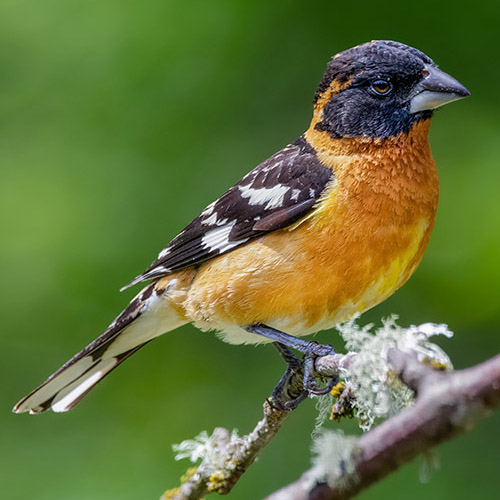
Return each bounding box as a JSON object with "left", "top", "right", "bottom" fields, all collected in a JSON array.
[{"left": 122, "top": 136, "right": 334, "bottom": 289}]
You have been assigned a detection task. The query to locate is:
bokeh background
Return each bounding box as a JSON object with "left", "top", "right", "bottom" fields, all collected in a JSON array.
[{"left": 1, "top": 1, "right": 499, "bottom": 499}]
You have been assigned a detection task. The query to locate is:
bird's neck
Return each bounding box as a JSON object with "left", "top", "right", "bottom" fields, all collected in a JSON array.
[
  {"left": 305, "top": 117, "right": 438, "bottom": 225},
  {"left": 304, "top": 116, "right": 433, "bottom": 167}
]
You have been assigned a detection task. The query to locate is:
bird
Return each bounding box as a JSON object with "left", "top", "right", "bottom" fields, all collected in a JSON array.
[{"left": 14, "top": 40, "right": 469, "bottom": 414}]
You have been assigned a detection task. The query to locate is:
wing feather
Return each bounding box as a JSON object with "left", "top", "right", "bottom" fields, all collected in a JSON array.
[{"left": 122, "top": 136, "right": 334, "bottom": 289}]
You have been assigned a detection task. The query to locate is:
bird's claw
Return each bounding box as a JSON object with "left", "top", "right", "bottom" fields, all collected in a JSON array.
[
  {"left": 271, "top": 343, "right": 338, "bottom": 410},
  {"left": 303, "top": 353, "right": 338, "bottom": 395}
]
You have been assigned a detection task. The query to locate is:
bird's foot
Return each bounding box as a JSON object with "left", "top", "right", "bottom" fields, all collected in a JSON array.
[
  {"left": 270, "top": 341, "right": 337, "bottom": 411},
  {"left": 303, "top": 353, "right": 338, "bottom": 395},
  {"left": 243, "top": 324, "right": 337, "bottom": 410},
  {"left": 270, "top": 365, "right": 309, "bottom": 411}
]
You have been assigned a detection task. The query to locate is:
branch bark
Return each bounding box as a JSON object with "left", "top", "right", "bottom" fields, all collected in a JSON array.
[
  {"left": 163, "top": 349, "right": 500, "bottom": 500},
  {"left": 163, "top": 353, "right": 353, "bottom": 500},
  {"left": 265, "top": 350, "right": 500, "bottom": 500}
]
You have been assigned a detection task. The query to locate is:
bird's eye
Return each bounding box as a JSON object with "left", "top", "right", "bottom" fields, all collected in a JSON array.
[{"left": 370, "top": 80, "right": 392, "bottom": 95}]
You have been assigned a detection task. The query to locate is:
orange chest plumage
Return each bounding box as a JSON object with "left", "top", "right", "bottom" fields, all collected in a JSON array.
[
  {"left": 295, "top": 119, "right": 439, "bottom": 321},
  {"left": 183, "top": 120, "right": 439, "bottom": 340}
]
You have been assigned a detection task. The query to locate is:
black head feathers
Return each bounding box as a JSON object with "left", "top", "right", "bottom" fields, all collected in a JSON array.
[
  {"left": 315, "top": 41, "right": 434, "bottom": 103},
  {"left": 314, "top": 41, "right": 438, "bottom": 139}
]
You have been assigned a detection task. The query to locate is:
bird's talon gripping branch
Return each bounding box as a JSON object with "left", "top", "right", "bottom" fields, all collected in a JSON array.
[
  {"left": 240, "top": 324, "right": 338, "bottom": 406},
  {"left": 310, "top": 376, "right": 338, "bottom": 396},
  {"left": 272, "top": 388, "right": 309, "bottom": 411},
  {"left": 270, "top": 366, "right": 309, "bottom": 411},
  {"left": 270, "top": 338, "right": 339, "bottom": 408},
  {"left": 303, "top": 355, "right": 319, "bottom": 391},
  {"left": 303, "top": 354, "right": 339, "bottom": 396}
]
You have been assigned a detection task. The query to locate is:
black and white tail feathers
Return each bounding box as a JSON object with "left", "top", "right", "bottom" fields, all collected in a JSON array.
[{"left": 13, "top": 283, "right": 186, "bottom": 414}]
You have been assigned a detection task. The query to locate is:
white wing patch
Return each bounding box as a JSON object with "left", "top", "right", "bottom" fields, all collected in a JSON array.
[
  {"left": 238, "top": 184, "right": 290, "bottom": 210},
  {"left": 201, "top": 213, "right": 228, "bottom": 227},
  {"left": 201, "top": 201, "right": 216, "bottom": 217},
  {"left": 202, "top": 213, "right": 219, "bottom": 225},
  {"left": 158, "top": 247, "right": 171, "bottom": 259},
  {"left": 201, "top": 221, "right": 247, "bottom": 253}
]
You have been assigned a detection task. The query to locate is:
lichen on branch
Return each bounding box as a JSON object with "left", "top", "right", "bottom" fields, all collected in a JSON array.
[
  {"left": 333, "top": 316, "right": 453, "bottom": 430},
  {"left": 162, "top": 318, "right": 500, "bottom": 500}
]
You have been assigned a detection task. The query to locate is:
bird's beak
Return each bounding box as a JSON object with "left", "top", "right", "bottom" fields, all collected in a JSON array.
[{"left": 409, "top": 65, "right": 470, "bottom": 114}]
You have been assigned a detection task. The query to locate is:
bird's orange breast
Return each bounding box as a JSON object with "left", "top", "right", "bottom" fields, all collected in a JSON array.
[{"left": 181, "top": 119, "right": 439, "bottom": 342}]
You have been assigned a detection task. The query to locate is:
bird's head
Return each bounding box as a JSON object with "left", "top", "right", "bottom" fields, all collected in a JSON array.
[{"left": 312, "top": 40, "right": 469, "bottom": 140}]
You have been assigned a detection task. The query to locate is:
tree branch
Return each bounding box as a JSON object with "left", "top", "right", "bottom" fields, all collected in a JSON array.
[
  {"left": 265, "top": 350, "right": 500, "bottom": 500},
  {"left": 162, "top": 353, "right": 353, "bottom": 500}
]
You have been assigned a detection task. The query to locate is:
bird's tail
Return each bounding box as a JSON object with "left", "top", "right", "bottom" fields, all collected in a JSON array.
[{"left": 13, "top": 282, "right": 187, "bottom": 414}]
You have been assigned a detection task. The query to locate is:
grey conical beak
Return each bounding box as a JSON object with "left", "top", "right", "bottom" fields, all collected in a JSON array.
[{"left": 409, "top": 65, "right": 470, "bottom": 114}]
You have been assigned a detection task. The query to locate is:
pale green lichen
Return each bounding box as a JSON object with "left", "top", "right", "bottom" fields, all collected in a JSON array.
[
  {"left": 314, "top": 392, "right": 334, "bottom": 434},
  {"left": 172, "top": 429, "right": 246, "bottom": 476},
  {"left": 305, "top": 430, "right": 359, "bottom": 489},
  {"left": 308, "top": 318, "right": 452, "bottom": 488},
  {"left": 173, "top": 430, "right": 212, "bottom": 463},
  {"left": 419, "top": 450, "right": 440, "bottom": 483},
  {"left": 337, "top": 315, "right": 453, "bottom": 431},
  {"left": 313, "top": 316, "right": 453, "bottom": 432}
]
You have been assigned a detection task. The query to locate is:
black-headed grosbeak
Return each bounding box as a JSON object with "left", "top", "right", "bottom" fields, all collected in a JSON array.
[{"left": 14, "top": 40, "right": 469, "bottom": 414}]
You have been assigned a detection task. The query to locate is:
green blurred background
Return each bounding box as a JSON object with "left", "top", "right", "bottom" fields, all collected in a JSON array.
[{"left": 1, "top": 0, "right": 499, "bottom": 498}]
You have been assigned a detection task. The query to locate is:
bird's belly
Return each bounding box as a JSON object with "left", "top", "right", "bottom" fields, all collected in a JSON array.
[
  {"left": 280, "top": 222, "right": 428, "bottom": 337},
  {"left": 183, "top": 214, "right": 433, "bottom": 345}
]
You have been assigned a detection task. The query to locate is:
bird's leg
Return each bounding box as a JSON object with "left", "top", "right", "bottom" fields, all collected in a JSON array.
[
  {"left": 244, "top": 324, "right": 337, "bottom": 409},
  {"left": 273, "top": 342, "right": 301, "bottom": 370},
  {"left": 243, "top": 324, "right": 336, "bottom": 357}
]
